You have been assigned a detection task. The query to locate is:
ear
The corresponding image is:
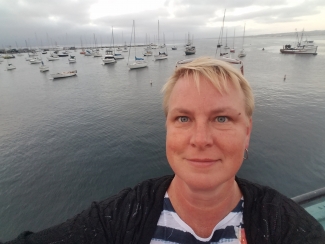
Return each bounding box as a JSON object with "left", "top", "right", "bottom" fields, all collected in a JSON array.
[{"left": 245, "top": 117, "right": 252, "bottom": 149}]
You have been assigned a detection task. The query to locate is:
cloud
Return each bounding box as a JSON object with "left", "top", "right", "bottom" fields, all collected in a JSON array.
[{"left": 0, "top": 0, "right": 324, "bottom": 47}]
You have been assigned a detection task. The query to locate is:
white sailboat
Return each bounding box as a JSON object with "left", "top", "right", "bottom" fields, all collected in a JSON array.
[
  {"left": 143, "top": 34, "right": 153, "bottom": 56},
  {"left": 102, "top": 27, "right": 117, "bottom": 64},
  {"left": 6, "top": 60, "right": 16, "bottom": 70},
  {"left": 39, "top": 61, "right": 49, "bottom": 72},
  {"left": 185, "top": 33, "right": 196, "bottom": 55},
  {"left": 171, "top": 33, "right": 177, "bottom": 50},
  {"left": 51, "top": 70, "right": 77, "bottom": 79},
  {"left": 238, "top": 24, "right": 246, "bottom": 58},
  {"left": 80, "top": 37, "right": 85, "bottom": 54},
  {"left": 224, "top": 29, "right": 230, "bottom": 49},
  {"left": 92, "top": 34, "right": 102, "bottom": 57},
  {"left": 112, "top": 27, "right": 124, "bottom": 60},
  {"left": 154, "top": 20, "right": 168, "bottom": 61},
  {"left": 230, "top": 28, "right": 235, "bottom": 53},
  {"left": 68, "top": 55, "right": 76, "bottom": 63},
  {"left": 30, "top": 50, "right": 42, "bottom": 64},
  {"left": 122, "top": 32, "right": 128, "bottom": 52},
  {"left": 127, "top": 20, "right": 147, "bottom": 69}
]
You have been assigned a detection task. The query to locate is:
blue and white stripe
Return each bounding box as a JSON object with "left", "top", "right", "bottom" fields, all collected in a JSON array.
[{"left": 150, "top": 193, "right": 244, "bottom": 244}]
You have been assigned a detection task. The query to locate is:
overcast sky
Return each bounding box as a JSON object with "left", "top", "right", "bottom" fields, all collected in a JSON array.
[{"left": 1, "top": 0, "right": 324, "bottom": 48}]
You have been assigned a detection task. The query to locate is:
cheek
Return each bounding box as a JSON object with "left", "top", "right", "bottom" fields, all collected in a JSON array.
[{"left": 166, "top": 129, "right": 185, "bottom": 157}]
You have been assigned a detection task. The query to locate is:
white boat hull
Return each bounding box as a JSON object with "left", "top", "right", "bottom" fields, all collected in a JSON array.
[
  {"left": 102, "top": 55, "right": 116, "bottom": 64},
  {"left": 154, "top": 54, "right": 168, "bottom": 60},
  {"left": 238, "top": 50, "right": 246, "bottom": 58},
  {"left": 7, "top": 65, "right": 16, "bottom": 70},
  {"left": 47, "top": 57, "right": 59, "bottom": 61},
  {"left": 30, "top": 59, "right": 42, "bottom": 64},
  {"left": 128, "top": 61, "right": 148, "bottom": 69},
  {"left": 103, "top": 59, "right": 116, "bottom": 64},
  {"left": 114, "top": 54, "right": 124, "bottom": 59},
  {"left": 280, "top": 47, "right": 317, "bottom": 55},
  {"left": 39, "top": 65, "right": 49, "bottom": 72},
  {"left": 51, "top": 70, "right": 77, "bottom": 79}
]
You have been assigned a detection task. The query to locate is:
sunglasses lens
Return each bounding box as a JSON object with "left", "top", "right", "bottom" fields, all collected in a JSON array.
[{"left": 175, "top": 58, "right": 195, "bottom": 67}]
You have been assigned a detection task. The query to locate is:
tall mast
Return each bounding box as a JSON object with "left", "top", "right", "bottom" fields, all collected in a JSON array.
[{"left": 242, "top": 23, "right": 246, "bottom": 49}]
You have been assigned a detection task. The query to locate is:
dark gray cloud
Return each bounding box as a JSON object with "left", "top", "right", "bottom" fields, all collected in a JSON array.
[{"left": 0, "top": 0, "right": 324, "bottom": 48}]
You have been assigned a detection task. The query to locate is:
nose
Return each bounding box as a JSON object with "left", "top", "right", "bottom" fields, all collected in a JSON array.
[{"left": 190, "top": 121, "right": 213, "bottom": 148}]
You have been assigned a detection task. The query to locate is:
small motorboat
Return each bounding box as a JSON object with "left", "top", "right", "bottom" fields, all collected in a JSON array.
[
  {"left": 39, "top": 61, "right": 49, "bottom": 72},
  {"left": 30, "top": 57, "right": 42, "bottom": 64},
  {"left": 113, "top": 53, "right": 124, "bottom": 60},
  {"left": 102, "top": 54, "right": 116, "bottom": 64},
  {"left": 68, "top": 55, "right": 76, "bottom": 63},
  {"left": 51, "top": 70, "right": 77, "bottom": 79},
  {"left": 58, "top": 51, "right": 69, "bottom": 57},
  {"left": 7, "top": 63, "right": 16, "bottom": 70}
]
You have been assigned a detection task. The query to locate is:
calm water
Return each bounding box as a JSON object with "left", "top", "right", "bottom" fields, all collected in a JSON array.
[{"left": 1, "top": 36, "right": 325, "bottom": 240}]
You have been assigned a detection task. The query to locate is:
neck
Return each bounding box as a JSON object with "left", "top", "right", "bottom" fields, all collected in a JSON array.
[{"left": 167, "top": 176, "right": 242, "bottom": 238}]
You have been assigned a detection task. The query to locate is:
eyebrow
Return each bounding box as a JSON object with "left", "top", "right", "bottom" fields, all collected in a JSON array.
[{"left": 169, "top": 107, "right": 238, "bottom": 114}]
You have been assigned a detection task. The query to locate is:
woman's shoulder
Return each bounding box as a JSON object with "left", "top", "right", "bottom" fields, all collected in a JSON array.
[{"left": 236, "top": 177, "right": 325, "bottom": 243}]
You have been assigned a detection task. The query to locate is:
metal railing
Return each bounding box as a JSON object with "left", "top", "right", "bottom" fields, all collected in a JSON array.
[{"left": 292, "top": 187, "right": 325, "bottom": 205}]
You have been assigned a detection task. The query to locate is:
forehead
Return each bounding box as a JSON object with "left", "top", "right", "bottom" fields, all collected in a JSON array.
[
  {"left": 171, "top": 74, "right": 240, "bottom": 98},
  {"left": 168, "top": 75, "right": 245, "bottom": 112}
]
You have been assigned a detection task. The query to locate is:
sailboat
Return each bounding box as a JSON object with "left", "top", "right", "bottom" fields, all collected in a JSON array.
[
  {"left": 238, "top": 24, "right": 246, "bottom": 58},
  {"left": 7, "top": 63, "right": 16, "bottom": 70},
  {"left": 68, "top": 55, "right": 76, "bottom": 63},
  {"left": 224, "top": 29, "right": 230, "bottom": 49},
  {"left": 171, "top": 33, "right": 177, "bottom": 50},
  {"left": 143, "top": 34, "right": 153, "bottom": 56},
  {"left": 127, "top": 20, "right": 147, "bottom": 69},
  {"left": 217, "top": 9, "right": 226, "bottom": 48},
  {"left": 185, "top": 33, "right": 196, "bottom": 55},
  {"left": 112, "top": 27, "right": 124, "bottom": 60},
  {"left": 80, "top": 37, "right": 85, "bottom": 54},
  {"left": 6, "top": 52, "right": 16, "bottom": 70},
  {"left": 154, "top": 20, "right": 168, "bottom": 61},
  {"left": 30, "top": 49, "right": 42, "bottom": 64},
  {"left": 16, "top": 42, "right": 24, "bottom": 56},
  {"left": 102, "top": 27, "right": 117, "bottom": 64},
  {"left": 230, "top": 28, "right": 235, "bottom": 53},
  {"left": 92, "top": 34, "right": 102, "bottom": 57},
  {"left": 39, "top": 60, "right": 49, "bottom": 72}
]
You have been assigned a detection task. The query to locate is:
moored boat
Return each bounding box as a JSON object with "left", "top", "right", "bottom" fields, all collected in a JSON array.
[
  {"left": 127, "top": 20, "right": 148, "bottom": 70},
  {"left": 102, "top": 54, "right": 116, "bottom": 64},
  {"left": 51, "top": 70, "right": 77, "bottom": 79},
  {"left": 128, "top": 57, "right": 148, "bottom": 69},
  {"left": 280, "top": 44, "right": 318, "bottom": 55},
  {"left": 39, "top": 61, "right": 49, "bottom": 72},
  {"left": 185, "top": 46, "right": 196, "bottom": 55},
  {"left": 280, "top": 29, "right": 318, "bottom": 55},
  {"left": 68, "top": 55, "right": 76, "bottom": 63},
  {"left": 6, "top": 63, "right": 16, "bottom": 70},
  {"left": 29, "top": 57, "right": 42, "bottom": 64}
]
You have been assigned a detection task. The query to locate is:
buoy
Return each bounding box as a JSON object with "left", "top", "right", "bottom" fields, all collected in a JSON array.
[{"left": 284, "top": 75, "right": 286, "bottom": 81}]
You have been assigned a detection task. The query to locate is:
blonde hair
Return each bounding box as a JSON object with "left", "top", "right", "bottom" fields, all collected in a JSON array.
[{"left": 162, "top": 56, "right": 254, "bottom": 117}]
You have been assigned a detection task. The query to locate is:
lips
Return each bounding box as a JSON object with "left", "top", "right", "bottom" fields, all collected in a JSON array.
[{"left": 187, "top": 158, "right": 217, "bottom": 163}]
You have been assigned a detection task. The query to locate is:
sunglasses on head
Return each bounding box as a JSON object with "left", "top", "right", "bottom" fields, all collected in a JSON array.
[{"left": 175, "top": 57, "right": 244, "bottom": 75}]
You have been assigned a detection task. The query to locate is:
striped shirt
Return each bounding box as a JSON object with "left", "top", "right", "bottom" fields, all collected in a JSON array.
[{"left": 150, "top": 193, "right": 246, "bottom": 244}]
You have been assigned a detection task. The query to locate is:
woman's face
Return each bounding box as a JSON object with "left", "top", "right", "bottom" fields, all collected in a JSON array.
[{"left": 166, "top": 75, "right": 252, "bottom": 191}]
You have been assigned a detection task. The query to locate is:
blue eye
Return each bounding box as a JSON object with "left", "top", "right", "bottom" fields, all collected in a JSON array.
[
  {"left": 178, "top": 116, "right": 189, "bottom": 122},
  {"left": 216, "top": 116, "right": 228, "bottom": 123}
]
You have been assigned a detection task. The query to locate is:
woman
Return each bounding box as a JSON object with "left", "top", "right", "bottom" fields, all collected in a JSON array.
[{"left": 4, "top": 57, "right": 325, "bottom": 243}]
